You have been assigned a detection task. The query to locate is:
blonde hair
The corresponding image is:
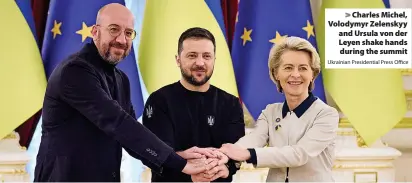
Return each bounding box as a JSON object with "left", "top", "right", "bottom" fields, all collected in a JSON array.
[{"left": 268, "top": 36, "right": 321, "bottom": 93}]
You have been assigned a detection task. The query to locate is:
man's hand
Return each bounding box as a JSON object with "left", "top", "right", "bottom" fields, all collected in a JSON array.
[
  {"left": 210, "top": 149, "right": 229, "bottom": 165},
  {"left": 188, "top": 157, "right": 206, "bottom": 164},
  {"left": 182, "top": 157, "right": 218, "bottom": 175},
  {"left": 191, "top": 172, "right": 212, "bottom": 182},
  {"left": 205, "top": 163, "right": 229, "bottom": 181},
  {"left": 190, "top": 158, "right": 222, "bottom": 182},
  {"left": 219, "top": 143, "right": 251, "bottom": 161},
  {"left": 177, "top": 146, "right": 217, "bottom": 159}
]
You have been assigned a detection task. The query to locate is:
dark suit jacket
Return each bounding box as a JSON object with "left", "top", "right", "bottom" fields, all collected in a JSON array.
[{"left": 34, "top": 43, "right": 186, "bottom": 182}]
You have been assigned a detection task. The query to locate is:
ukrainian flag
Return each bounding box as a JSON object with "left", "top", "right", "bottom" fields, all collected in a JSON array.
[
  {"left": 138, "top": 0, "right": 238, "bottom": 97},
  {"left": 0, "top": 0, "right": 47, "bottom": 139}
]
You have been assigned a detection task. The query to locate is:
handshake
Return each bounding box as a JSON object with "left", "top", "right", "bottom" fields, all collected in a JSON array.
[
  {"left": 179, "top": 144, "right": 251, "bottom": 182},
  {"left": 179, "top": 146, "right": 230, "bottom": 182}
]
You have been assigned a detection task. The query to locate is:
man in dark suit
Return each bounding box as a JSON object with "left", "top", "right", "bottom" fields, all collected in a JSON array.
[{"left": 34, "top": 3, "right": 216, "bottom": 182}]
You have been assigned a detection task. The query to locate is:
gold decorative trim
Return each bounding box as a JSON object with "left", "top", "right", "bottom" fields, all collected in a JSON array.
[
  {"left": 354, "top": 171, "right": 378, "bottom": 183},
  {"left": 333, "top": 164, "right": 392, "bottom": 169},
  {"left": 0, "top": 168, "right": 27, "bottom": 174},
  {"left": 1, "top": 133, "right": 17, "bottom": 140},
  {"left": 405, "top": 90, "right": 412, "bottom": 98},
  {"left": 0, "top": 164, "right": 27, "bottom": 166},
  {"left": 335, "top": 159, "right": 395, "bottom": 162},
  {"left": 339, "top": 117, "right": 412, "bottom": 128},
  {"left": 339, "top": 118, "right": 352, "bottom": 128},
  {"left": 407, "top": 100, "right": 412, "bottom": 111},
  {"left": 401, "top": 69, "right": 412, "bottom": 75},
  {"left": 337, "top": 127, "right": 390, "bottom": 147},
  {"left": 405, "top": 90, "right": 412, "bottom": 110},
  {"left": 337, "top": 130, "right": 356, "bottom": 136},
  {"left": 356, "top": 130, "right": 367, "bottom": 148},
  {"left": 239, "top": 163, "right": 269, "bottom": 171},
  {"left": 335, "top": 126, "right": 368, "bottom": 147}
]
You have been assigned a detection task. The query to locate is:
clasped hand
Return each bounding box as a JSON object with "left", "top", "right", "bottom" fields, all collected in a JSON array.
[{"left": 178, "top": 146, "right": 229, "bottom": 182}]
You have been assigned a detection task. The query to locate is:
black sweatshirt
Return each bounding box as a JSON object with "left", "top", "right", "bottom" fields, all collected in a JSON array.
[{"left": 143, "top": 81, "right": 246, "bottom": 182}]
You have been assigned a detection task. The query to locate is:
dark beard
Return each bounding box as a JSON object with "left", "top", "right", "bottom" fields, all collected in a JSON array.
[
  {"left": 181, "top": 69, "right": 212, "bottom": 86},
  {"left": 95, "top": 36, "right": 129, "bottom": 65},
  {"left": 104, "top": 42, "right": 129, "bottom": 64}
]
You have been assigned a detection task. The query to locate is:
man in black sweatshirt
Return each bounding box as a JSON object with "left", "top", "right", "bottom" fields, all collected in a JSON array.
[
  {"left": 143, "top": 27, "right": 246, "bottom": 182},
  {"left": 34, "top": 3, "right": 213, "bottom": 182}
]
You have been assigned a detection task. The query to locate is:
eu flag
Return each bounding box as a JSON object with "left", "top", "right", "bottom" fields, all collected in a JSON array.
[
  {"left": 231, "top": 0, "right": 326, "bottom": 120},
  {"left": 41, "top": 0, "right": 144, "bottom": 117}
]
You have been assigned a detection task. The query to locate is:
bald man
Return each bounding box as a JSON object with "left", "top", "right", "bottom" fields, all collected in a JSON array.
[{"left": 34, "top": 3, "right": 216, "bottom": 182}]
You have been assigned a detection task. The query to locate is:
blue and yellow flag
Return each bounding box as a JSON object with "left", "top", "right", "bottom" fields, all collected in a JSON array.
[
  {"left": 139, "top": 0, "right": 238, "bottom": 97},
  {"left": 0, "top": 0, "right": 47, "bottom": 139},
  {"left": 41, "top": 0, "right": 144, "bottom": 117},
  {"left": 204, "top": 0, "right": 227, "bottom": 41},
  {"left": 383, "top": 0, "right": 391, "bottom": 8},
  {"left": 231, "top": 0, "right": 326, "bottom": 120}
]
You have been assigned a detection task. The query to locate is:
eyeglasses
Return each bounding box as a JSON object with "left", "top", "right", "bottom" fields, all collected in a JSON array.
[{"left": 96, "top": 24, "right": 136, "bottom": 40}]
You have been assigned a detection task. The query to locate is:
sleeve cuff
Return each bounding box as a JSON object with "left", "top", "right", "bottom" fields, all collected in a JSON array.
[
  {"left": 226, "top": 160, "right": 240, "bottom": 176},
  {"left": 162, "top": 152, "right": 187, "bottom": 172},
  {"left": 246, "top": 148, "right": 257, "bottom": 165}
]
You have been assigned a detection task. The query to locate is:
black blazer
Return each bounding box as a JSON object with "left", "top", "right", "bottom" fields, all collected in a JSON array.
[{"left": 34, "top": 43, "right": 186, "bottom": 182}]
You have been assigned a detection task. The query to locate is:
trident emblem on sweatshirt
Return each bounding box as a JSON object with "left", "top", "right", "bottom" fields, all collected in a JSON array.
[
  {"left": 207, "top": 115, "right": 215, "bottom": 126},
  {"left": 146, "top": 105, "right": 153, "bottom": 118}
]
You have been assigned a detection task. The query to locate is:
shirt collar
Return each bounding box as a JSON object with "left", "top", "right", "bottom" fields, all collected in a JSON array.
[{"left": 282, "top": 92, "right": 317, "bottom": 118}]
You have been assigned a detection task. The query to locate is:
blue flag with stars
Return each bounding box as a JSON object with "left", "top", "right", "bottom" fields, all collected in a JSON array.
[
  {"left": 41, "top": 0, "right": 144, "bottom": 117},
  {"left": 231, "top": 0, "right": 326, "bottom": 120}
]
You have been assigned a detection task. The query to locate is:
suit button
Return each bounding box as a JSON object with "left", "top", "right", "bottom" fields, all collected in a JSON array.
[
  {"left": 153, "top": 153, "right": 157, "bottom": 156},
  {"left": 112, "top": 172, "right": 116, "bottom": 178},
  {"left": 146, "top": 148, "right": 150, "bottom": 152}
]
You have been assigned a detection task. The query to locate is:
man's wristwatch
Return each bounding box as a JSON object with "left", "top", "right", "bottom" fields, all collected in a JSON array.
[
  {"left": 234, "top": 161, "right": 241, "bottom": 169},
  {"left": 225, "top": 161, "right": 241, "bottom": 169}
]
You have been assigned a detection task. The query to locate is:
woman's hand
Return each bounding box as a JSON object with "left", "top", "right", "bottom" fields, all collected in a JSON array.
[{"left": 218, "top": 143, "right": 251, "bottom": 161}]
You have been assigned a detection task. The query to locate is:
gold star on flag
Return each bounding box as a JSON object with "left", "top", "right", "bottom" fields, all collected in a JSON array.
[
  {"left": 76, "top": 22, "right": 93, "bottom": 42},
  {"left": 269, "top": 31, "right": 287, "bottom": 45},
  {"left": 240, "top": 27, "right": 252, "bottom": 46},
  {"left": 302, "top": 20, "right": 315, "bottom": 39},
  {"left": 51, "top": 20, "right": 62, "bottom": 39}
]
